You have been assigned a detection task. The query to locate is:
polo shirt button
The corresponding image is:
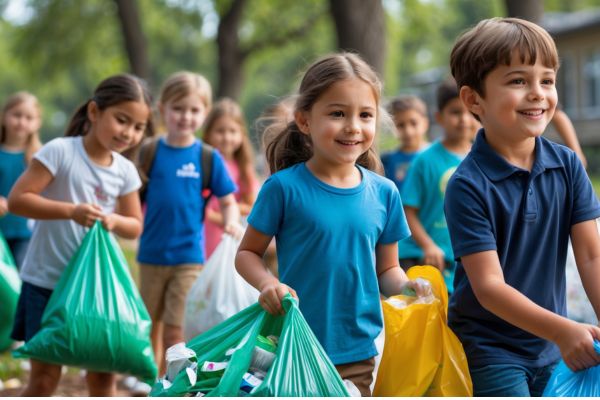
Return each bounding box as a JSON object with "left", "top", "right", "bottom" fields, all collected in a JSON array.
[{"left": 528, "top": 188, "right": 533, "bottom": 195}]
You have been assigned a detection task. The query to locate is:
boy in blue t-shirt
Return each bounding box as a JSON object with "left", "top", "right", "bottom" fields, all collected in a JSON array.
[
  {"left": 399, "top": 79, "right": 479, "bottom": 293},
  {"left": 445, "top": 18, "right": 600, "bottom": 397},
  {"left": 381, "top": 95, "right": 429, "bottom": 193}
]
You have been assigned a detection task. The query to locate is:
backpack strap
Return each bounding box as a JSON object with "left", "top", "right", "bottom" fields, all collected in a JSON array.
[
  {"left": 137, "top": 136, "right": 160, "bottom": 203},
  {"left": 200, "top": 142, "right": 213, "bottom": 191},
  {"left": 200, "top": 143, "right": 214, "bottom": 220}
]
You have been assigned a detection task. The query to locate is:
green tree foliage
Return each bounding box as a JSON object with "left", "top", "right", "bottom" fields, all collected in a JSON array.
[{"left": 2, "top": 0, "right": 600, "bottom": 145}]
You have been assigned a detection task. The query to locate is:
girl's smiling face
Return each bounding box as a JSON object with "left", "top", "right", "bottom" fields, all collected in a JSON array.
[
  {"left": 206, "top": 115, "right": 244, "bottom": 160},
  {"left": 297, "top": 77, "right": 377, "bottom": 168},
  {"left": 88, "top": 100, "right": 149, "bottom": 153}
]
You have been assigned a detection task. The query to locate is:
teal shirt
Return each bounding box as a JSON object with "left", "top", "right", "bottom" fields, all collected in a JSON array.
[
  {"left": 399, "top": 141, "right": 464, "bottom": 262},
  {"left": 0, "top": 148, "right": 31, "bottom": 239}
]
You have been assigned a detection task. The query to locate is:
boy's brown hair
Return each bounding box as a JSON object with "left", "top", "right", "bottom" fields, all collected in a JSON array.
[
  {"left": 387, "top": 95, "right": 427, "bottom": 117},
  {"left": 450, "top": 17, "right": 559, "bottom": 97}
]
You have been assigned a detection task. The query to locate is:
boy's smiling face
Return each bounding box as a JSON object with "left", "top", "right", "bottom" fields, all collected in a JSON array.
[{"left": 464, "top": 51, "right": 557, "bottom": 142}]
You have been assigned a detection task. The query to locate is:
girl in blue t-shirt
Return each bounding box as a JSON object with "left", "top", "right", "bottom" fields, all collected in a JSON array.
[
  {"left": 235, "top": 53, "right": 429, "bottom": 396},
  {"left": 0, "top": 92, "right": 43, "bottom": 268}
]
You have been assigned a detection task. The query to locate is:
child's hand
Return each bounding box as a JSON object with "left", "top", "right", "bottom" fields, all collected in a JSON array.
[
  {"left": 100, "top": 213, "right": 119, "bottom": 232},
  {"left": 258, "top": 277, "right": 297, "bottom": 315},
  {"left": 206, "top": 208, "right": 222, "bottom": 225},
  {"left": 71, "top": 203, "right": 104, "bottom": 227},
  {"left": 0, "top": 196, "right": 8, "bottom": 216},
  {"left": 224, "top": 221, "right": 244, "bottom": 240},
  {"left": 555, "top": 320, "right": 600, "bottom": 371},
  {"left": 401, "top": 277, "right": 433, "bottom": 298},
  {"left": 423, "top": 244, "right": 445, "bottom": 270}
]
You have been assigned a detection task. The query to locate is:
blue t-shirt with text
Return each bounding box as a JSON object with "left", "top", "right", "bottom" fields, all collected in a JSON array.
[{"left": 137, "top": 138, "right": 236, "bottom": 265}]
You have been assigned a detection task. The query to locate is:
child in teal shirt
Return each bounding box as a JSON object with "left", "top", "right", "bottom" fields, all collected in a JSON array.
[{"left": 399, "top": 79, "right": 479, "bottom": 292}]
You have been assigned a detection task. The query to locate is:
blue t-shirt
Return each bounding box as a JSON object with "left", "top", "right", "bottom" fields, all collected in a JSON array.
[
  {"left": 445, "top": 130, "right": 600, "bottom": 368},
  {"left": 399, "top": 141, "right": 463, "bottom": 263},
  {"left": 248, "top": 163, "right": 410, "bottom": 364},
  {"left": 381, "top": 148, "right": 423, "bottom": 193},
  {"left": 137, "top": 138, "right": 237, "bottom": 265},
  {"left": 0, "top": 148, "right": 31, "bottom": 239}
]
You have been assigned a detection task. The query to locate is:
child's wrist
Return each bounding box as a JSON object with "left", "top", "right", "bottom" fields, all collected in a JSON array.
[{"left": 258, "top": 276, "right": 279, "bottom": 292}]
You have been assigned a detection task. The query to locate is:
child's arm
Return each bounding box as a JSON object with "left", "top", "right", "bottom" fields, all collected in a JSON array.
[
  {"left": 0, "top": 196, "right": 8, "bottom": 216},
  {"left": 8, "top": 159, "right": 104, "bottom": 225},
  {"left": 101, "top": 190, "right": 143, "bottom": 239},
  {"left": 235, "top": 226, "right": 296, "bottom": 315},
  {"left": 552, "top": 109, "right": 587, "bottom": 168},
  {"left": 463, "top": 249, "right": 600, "bottom": 371},
  {"left": 571, "top": 219, "right": 600, "bottom": 322},
  {"left": 376, "top": 242, "right": 431, "bottom": 297},
  {"left": 405, "top": 206, "right": 446, "bottom": 269},
  {"left": 217, "top": 193, "right": 243, "bottom": 238}
]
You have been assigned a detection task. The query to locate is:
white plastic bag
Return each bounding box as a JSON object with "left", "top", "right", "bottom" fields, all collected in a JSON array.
[{"left": 184, "top": 234, "right": 259, "bottom": 340}]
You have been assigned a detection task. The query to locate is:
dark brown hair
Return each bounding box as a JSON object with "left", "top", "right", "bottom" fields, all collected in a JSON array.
[
  {"left": 451, "top": 17, "right": 559, "bottom": 97},
  {"left": 436, "top": 77, "right": 460, "bottom": 112},
  {"left": 65, "top": 73, "right": 154, "bottom": 138}
]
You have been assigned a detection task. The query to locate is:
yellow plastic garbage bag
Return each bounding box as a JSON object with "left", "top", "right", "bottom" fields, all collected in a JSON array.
[{"left": 373, "top": 265, "right": 472, "bottom": 397}]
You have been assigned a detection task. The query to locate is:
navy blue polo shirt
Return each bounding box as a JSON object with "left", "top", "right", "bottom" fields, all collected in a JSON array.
[{"left": 444, "top": 129, "right": 600, "bottom": 368}]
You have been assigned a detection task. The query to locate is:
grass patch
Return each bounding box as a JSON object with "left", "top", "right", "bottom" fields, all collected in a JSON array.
[
  {"left": 0, "top": 350, "right": 25, "bottom": 381},
  {"left": 590, "top": 174, "right": 600, "bottom": 198}
]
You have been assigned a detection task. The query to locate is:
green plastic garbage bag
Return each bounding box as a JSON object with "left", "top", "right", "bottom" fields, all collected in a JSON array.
[
  {"left": 0, "top": 232, "right": 20, "bottom": 352},
  {"left": 151, "top": 293, "right": 349, "bottom": 397},
  {"left": 13, "top": 221, "right": 157, "bottom": 383}
]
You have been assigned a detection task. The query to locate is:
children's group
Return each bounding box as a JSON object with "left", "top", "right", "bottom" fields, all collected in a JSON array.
[{"left": 1, "top": 17, "right": 600, "bottom": 397}]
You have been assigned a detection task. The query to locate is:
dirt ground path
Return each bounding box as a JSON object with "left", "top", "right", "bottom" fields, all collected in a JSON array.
[{"left": 0, "top": 371, "right": 142, "bottom": 397}]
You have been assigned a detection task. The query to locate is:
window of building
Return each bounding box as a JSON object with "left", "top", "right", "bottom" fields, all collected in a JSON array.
[{"left": 582, "top": 49, "right": 600, "bottom": 117}]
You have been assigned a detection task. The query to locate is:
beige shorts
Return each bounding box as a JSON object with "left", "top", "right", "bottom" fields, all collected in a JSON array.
[{"left": 139, "top": 263, "right": 202, "bottom": 327}]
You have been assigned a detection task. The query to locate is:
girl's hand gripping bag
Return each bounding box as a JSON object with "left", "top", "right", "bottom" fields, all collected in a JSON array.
[
  {"left": 151, "top": 294, "right": 350, "bottom": 397},
  {"left": 0, "top": 232, "right": 20, "bottom": 352},
  {"left": 373, "top": 265, "right": 472, "bottom": 397},
  {"left": 543, "top": 340, "right": 600, "bottom": 397},
  {"left": 13, "top": 221, "right": 157, "bottom": 383}
]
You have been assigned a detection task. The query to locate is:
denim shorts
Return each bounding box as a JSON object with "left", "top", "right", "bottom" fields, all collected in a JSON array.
[
  {"left": 469, "top": 362, "right": 558, "bottom": 397},
  {"left": 11, "top": 281, "right": 53, "bottom": 342}
]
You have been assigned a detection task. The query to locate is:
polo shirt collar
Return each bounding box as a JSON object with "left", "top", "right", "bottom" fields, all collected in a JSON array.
[{"left": 472, "top": 129, "right": 565, "bottom": 182}]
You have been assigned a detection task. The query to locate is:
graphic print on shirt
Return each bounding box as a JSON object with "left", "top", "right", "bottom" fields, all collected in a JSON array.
[
  {"left": 94, "top": 185, "right": 110, "bottom": 205},
  {"left": 176, "top": 162, "right": 200, "bottom": 179}
]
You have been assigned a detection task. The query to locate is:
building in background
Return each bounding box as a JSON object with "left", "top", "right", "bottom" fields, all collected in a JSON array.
[{"left": 544, "top": 9, "right": 600, "bottom": 147}]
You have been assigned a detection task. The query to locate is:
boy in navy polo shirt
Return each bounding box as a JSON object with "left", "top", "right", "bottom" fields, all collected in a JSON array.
[{"left": 445, "top": 17, "right": 600, "bottom": 396}]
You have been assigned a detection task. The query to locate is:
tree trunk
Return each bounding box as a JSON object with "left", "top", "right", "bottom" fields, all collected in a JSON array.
[
  {"left": 329, "top": 0, "right": 386, "bottom": 76},
  {"left": 113, "top": 0, "right": 150, "bottom": 82},
  {"left": 216, "top": 0, "right": 247, "bottom": 100},
  {"left": 505, "top": 0, "right": 544, "bottom": 23}
]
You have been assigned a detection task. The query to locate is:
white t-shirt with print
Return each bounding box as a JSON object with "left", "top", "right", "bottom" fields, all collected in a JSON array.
[{"left": 20, "top": 136, "right": 141, "bottom": 290}]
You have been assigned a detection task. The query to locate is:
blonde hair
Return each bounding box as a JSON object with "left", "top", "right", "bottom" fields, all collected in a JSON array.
[
  {"left": 264, "top": 52, "right": 385, "bottom": 174},
  {"left": 1, "top": 91, "right": 43, "bottom": 164},
  {"left": 202, "top": 98, "right": 255, "bottom": 188},
  {"left": 451, "top": 17, "right": 559, "bottom": 97},
  {"left": 159, "top": 71, "right": 212, "bottom": 109}
]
